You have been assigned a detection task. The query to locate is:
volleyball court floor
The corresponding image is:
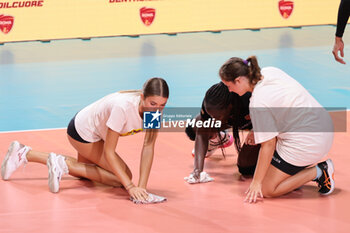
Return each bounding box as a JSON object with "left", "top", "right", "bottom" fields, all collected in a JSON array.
[{"left": 0, "top": 26, "right": 349, "bottom": 233}]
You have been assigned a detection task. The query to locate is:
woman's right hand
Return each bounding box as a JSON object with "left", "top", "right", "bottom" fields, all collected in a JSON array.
[
  {"left": 128, "top": 186, "right": 149, "bottom": 201},
  {"left": 332, "top": 36, "right": 346, "bottom": 64},
  {"left": 245, "top": 130, "right": 256, "bottom": 145}
]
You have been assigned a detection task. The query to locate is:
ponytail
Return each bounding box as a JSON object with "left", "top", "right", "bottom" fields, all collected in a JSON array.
[
  {"left": 246, "top": 56, "right": 261, "bottom": 85},
  {"left": 219, "top": 56, "right": 262, "bottom": 85}
]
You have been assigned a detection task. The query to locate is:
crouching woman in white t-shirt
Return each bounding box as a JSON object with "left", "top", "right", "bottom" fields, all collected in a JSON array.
[
  {"left": 219, "top": 56, "right": 335, "bottom": 203},
  {"left": 1, "top": 77, "right": 169, "bottom": 203}
]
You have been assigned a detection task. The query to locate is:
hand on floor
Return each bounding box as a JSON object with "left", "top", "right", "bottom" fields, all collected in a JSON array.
[
  {"left": 184, "top": 171, "right": 214, "bottom": 184},
  {"left": 130, "top": 193, "right": 167, "bottom": 204}
]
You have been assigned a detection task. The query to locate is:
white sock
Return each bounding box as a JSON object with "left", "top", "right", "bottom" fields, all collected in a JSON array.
[{"left": 314, "top": 165, "right": 322, "bottom": 180}]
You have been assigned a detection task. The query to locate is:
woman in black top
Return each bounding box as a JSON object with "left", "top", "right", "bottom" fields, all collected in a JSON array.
[{"left": 184, "top": 82, "right": 259, "bottom": 183}]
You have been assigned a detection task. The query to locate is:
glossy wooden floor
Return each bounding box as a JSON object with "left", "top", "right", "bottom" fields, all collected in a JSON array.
[
  {"left": 1, "top": 25, "right": 349, "bottom": 233},
  {"left": 0, "top": 121, "right": 349, "bottom": 233}
]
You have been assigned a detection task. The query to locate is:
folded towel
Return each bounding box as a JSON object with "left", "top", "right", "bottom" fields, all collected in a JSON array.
[
  {"left": 184, "top": 171, "right": 214, "bottom": 184},
  {"left": 130, "top": 193, "right": 167, "bottom": 204}
]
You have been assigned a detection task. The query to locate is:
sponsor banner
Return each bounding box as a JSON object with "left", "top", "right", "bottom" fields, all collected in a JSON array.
[
  {"left": 278, "top": 0, "right": 294, "bottom": 19},
  {"left": 140, "top": 107, "right": 346, "bottom": 132},
  {"left": 140, "top": 7, "right": 155, "bottom": 26},
  {"left": 0, "top": 14, "right": 13, "bottom": 34},
  {"left": 0, "top": 0, "right": 342, "bottom": 43}
]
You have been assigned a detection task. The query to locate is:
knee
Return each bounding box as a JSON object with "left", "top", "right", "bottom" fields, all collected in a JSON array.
[
  {"left": 262, "top": 186, "right": 279, "bottom": 198},
  {"left": 237, "top": 165, "right": 255, "bottom": 176}
]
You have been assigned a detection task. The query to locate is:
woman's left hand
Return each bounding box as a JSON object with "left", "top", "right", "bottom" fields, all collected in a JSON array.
[{"left": 244, "top": 180, "right": 263, "bottom": 203}]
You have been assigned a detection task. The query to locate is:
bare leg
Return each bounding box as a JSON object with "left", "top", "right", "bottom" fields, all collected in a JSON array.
[
  {"left": 26, "top": 150, "right": 125, "bottom": 187},
  {"left": 67, "top": 135, "right": 132, "bottom": 179},
  {"left": 262, "top": 165, "right": 317, "bottom": 198}
]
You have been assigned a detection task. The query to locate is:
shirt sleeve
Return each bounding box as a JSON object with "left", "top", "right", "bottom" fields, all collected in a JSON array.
[
  {"left": 336, "top": 0, "right": 350, "bottom": 37},
  {"left": 106, "top": 106, "right": 126, "bottom": 134},
  {"left": 250, "top": 100, "right": 278, "bottom": 144}
]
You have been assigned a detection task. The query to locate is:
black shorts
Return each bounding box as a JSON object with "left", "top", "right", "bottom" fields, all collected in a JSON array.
[
  {"left": 271, "top": 151, "right": 308, "bottom": 175},
  {"left": 67, "top": 115, "right": 91, "bottom": 143}
]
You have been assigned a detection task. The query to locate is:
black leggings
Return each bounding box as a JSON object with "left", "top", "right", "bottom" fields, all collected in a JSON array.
[{"left": 185, "top": 125, "right": 259, "bottom": 176}]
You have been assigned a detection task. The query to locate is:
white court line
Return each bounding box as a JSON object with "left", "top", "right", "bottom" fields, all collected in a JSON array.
[{"left": 0, "top": 127, "right": 66, "bottom": 134}]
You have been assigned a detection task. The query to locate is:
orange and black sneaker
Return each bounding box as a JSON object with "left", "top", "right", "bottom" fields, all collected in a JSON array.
[{"left": 315, "top": 159, "right": 335, "bottom": 195}]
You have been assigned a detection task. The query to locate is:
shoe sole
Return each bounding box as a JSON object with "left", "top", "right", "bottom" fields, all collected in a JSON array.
[
  {"left": 47, "top": 154, "right": 59, "bottom": 193},
  {"left": 218, "top": 135, "right": 234, "bottom": 149},
  {"left": 1, "top": 141, "right": 19, "bottom": 180},
  {"left": 321, "top": 159, "right": 335, "bottom": 195},
  {"left": 191, "top": 135, "right": 233, "bottom": 158}
]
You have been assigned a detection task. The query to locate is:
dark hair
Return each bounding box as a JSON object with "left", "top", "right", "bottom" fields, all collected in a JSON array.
[
  {"left": 143, "top": 77, "right": 169, "bottom": 99},
  {"left": 219, "top": 56, "right": 262, "bottom": 85},
  {"left": 204, "top": 82, "right": 232, "bottom": 110},
  {"left": 202, "top": 82, "right": 243, "bottom": 154}
]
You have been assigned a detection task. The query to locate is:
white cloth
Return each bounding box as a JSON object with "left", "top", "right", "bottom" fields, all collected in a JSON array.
[
  {"left": 184, "top": 171, "right": 214, "bottom": 184},
  {"left": 250, "top": 67, "right": 334, "bottom": 166},
  {"left": 75, "top": 92, "right": 143, "bottom": 142},
  {"left": 130, "top": 193, "right": 167, "bottom": 204}
]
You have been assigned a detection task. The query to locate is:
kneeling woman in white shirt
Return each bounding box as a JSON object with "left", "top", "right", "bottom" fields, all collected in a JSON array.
[
  {"left": 219, "top": 57, "right": 335, "bottom": 203},
  {"left": 1, "top": 78, "right": 169, "bottom": 203}
]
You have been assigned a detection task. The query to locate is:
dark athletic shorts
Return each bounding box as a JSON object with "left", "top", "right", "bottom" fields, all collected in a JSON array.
[
  {"left": 67, "top": 115, "right": 91, "bottom": 143},
  {"left": 271, "top": 151, "right": 308, "bottom": 175}
]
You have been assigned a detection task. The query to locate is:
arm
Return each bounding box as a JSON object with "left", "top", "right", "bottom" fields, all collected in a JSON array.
[
  {"left": 138, "top": 129, "right": 158, "bottom": 189},
  {"left": 336, "top": 0, "right": 350, "bottom": 38},
  {"left": 104, "top": 128, "right": 133, "bottom": 188},
  {"left": 245, "top": 137, "right": 276, "bottom": 203},
  {"left": 333, "top": 0, "right": 350, "bottom": 64},
  {"left": 193, "top": 127, "right": 211, "bottom": 178},
  {"left": 104, "top": 128, "right": 148, "bottom": 201}
]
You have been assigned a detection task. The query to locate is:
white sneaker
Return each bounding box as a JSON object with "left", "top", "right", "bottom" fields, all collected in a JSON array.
[
  {"left": 1, "top": 141, "right": 31, "bottom": 180},
  {"left": 192, "top": 131, "right": 233, "bottom": 158},
  {"left": 47, "top": 153, "right": 69, "bottom": 193}
]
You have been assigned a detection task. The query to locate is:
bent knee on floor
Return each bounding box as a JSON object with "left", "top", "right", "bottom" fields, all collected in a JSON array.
[{"left": 262, "top": 186, "right": 280, "bottom": 198}]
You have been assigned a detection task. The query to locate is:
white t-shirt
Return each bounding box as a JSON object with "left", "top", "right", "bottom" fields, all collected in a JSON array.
[
  {"left": 75, "top": 92, "right": 143, "bottom": 142},
  {"left": 250, "top": 67, "right": 334, "bottom": 166}
]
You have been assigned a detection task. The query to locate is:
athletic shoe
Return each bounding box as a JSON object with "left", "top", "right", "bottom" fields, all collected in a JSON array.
[
  {"left": 47, "top": 153, "right": 69, "bottom": 193},
  {"left": 315, "top": 159, "right": 335, "bottom": 195},
  {"left": 1, "top": 141, "right": 31, "bottom": 180},
  {"left": 192, "top": 131, "right": 233, "bottom": 158}
]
